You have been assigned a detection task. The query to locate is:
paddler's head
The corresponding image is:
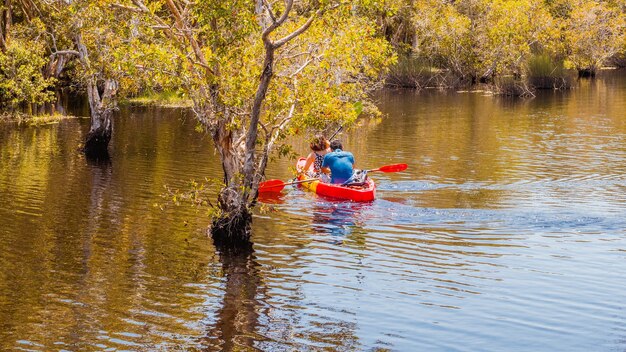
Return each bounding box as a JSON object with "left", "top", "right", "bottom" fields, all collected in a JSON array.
[
  {"left": 330, "top": 140, "right": 343, "bottom": 151},
  {"left": 310, "top": 135, "right": 329, "bottom": 152}
]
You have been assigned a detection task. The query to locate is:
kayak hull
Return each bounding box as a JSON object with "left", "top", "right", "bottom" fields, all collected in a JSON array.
[{"left": 296, "top": 157, "right": 376, "bottom": 202}]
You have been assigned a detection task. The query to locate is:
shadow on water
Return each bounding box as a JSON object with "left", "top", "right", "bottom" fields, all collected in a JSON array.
[{"left": 200, "top": 245, "right": 265, "bottom": 351}]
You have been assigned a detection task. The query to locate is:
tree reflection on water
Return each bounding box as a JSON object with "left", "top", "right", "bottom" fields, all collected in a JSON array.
[{"left": 201, "top": 244, "right": 266, "bottom": 351}]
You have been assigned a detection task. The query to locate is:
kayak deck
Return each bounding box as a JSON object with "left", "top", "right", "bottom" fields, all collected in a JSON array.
[{"left": 296, "top": 157, "right": 376, "bottom": 202}]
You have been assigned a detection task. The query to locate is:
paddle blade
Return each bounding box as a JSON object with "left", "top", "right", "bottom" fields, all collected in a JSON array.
[
  {"left": 258, "top": 179, "right": 286, "bottom": 193},
  {"left": 373, "top": 164, "right": 408, "bottom": 173}
]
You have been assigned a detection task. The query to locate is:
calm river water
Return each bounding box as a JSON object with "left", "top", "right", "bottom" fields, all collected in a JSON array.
[{"left": 1, "top": 71, "right": 626, "bottom": 351}]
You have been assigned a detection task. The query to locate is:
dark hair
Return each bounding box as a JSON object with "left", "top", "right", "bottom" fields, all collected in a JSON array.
[
  {"left": 310, "top": 135, "right": 329, "bottom": 152},
  {"left": 330, "top": 140, "right": 343, "bottom": 151}
]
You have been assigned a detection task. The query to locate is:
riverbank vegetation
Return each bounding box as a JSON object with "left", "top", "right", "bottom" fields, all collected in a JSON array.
[
  {"left": 0, "top": 1, "right": 622, "bottom": 109},
  {"left": 0, "top": 0, "right": 624, "bottom": 245},
  {"left": 382, "top": 0, "right": 625, "bottom": 93}
]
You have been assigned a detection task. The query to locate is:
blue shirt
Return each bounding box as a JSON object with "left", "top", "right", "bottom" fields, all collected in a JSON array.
[{"left": 322, "top": 149, "right": 355, "bottom": 184}]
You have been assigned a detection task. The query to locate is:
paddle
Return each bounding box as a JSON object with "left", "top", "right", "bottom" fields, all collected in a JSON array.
[
  {"left": 365, "top": 163, "right": 408, "bottom": 173},
  {"left": 258, "top": 178, "right": 319, "bottom": 193},
  {"left": 258, "top": 163, "right": 407, "bottom": 193},
  {"left": 329, "top": 125, "right": 343, "bottom": 140}
]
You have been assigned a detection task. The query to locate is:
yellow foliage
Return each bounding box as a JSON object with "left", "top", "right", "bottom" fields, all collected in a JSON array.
[
  {"left": 563, "top": 1, "right": 625, "bottom": 72},
  {"left": 0, "top": 39, "right": 56, "bottom": 106}
]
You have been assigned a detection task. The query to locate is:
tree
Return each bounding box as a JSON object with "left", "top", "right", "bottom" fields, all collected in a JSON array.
[
  {"left": 20, "top": 0, "right": 153, "bottom": 156},
  {"left": 117, "top": 0, "right": 393, "bottom": 245},
  {"left": 563, "top": 0, "right": 625, "bottom": 76},
  {"left": 65, "top": 1, "right": 132, "bottom": 157},
  {"left": 412, "top": 0, "right": 558, "bottom": 84},
  {"left": 0, "top": 1, "right": 57, "bottom": 109},
  {"left": 0, "top": 0, "right": 121, "bottom": 154},
  {"left": 413, "top": 0, "right": 476, "bottom": 81}
]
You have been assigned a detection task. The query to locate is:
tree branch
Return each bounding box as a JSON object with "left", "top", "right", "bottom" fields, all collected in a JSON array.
[
  {"left": 289, "top": 54, "right": 322, "bottom": 78},
  {"left": 51, "top": 50, "right": 80, "bottom": 57},
  {"left": 274, "top": 8, "right": 326, "bottom": 49},
  {"left": 263, "top": 0, "right": 277, "bottom": 23},
  {"left": 164, "top": 0, "right": 212, "bottom": 77},
  {"left": 262, "top": 0, "right": 293, "bottom": 42},
  {"left": 252, "top": 95, "right": 297, "bottom": 194},
  {"left": 130, "top": 0, "right": 214, "bottom": 78},
  {"left": 275, "top": 0, "right": 293, "bottom": 26},
  {"left": 110, "top": 3, "right": 143, "bottom": 13}
]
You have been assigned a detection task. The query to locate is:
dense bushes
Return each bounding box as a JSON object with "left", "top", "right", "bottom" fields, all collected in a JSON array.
[
  {"left": 0, "top": 39, "right": 55, "bottom": 109},
  {"left": 381, "top": 0, "right": 625, "bottom": 94},
  {"left": 527, "top": 54, "right": 574, "bottom": 90}
]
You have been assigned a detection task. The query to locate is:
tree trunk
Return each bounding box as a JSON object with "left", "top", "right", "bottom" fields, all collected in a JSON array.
[
  {"left": 74, "top": 33, "right": 117, "bottom": 158},
  {"left": 83, "top": 109, "right": 113, "bottom": 158},
  {"left": 83, "top": 78, "right": 117, "bottom": 158},
  {"left": 243, "top": 43, "right": 274, "bottom": 200},
  {"left": 578, "top": 68, "right": 596, "bottom": 78},
  {"left": 208, "top": 41, "right": 276, "bottom": 247},
  {"left": 0, "top": 0, "right": 10, "bottom": 52},
  {"left": 210, "top": 117, "right": 252, "bottom": 247},
  {"left": 45, "top": 53, "right": 69, "bottom": 79},
  {"left": 210, "top": 199, "right": 252, "bottom": 248},
  {"left": 0, "top": 30, "right": 5, "bottom": 52}
]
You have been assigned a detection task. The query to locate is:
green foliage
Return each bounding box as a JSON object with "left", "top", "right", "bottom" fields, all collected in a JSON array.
[
  {"left": 122, "top": 0, "right": 394, "bottom": 149},
  {"left": 0, "top": 39, "right": 56, "bottom": 106},
  {"left": 527, "top": 53, "right": 573, "bottom": 89},
  {"left": 0, "top": 0, "right": 622, "bottom": 112},
  {"left": 158, "top": 179, "right": 221, "bottom": 217}
]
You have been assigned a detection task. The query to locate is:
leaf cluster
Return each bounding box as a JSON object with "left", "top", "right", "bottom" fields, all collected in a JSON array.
[{"left": 0, "top": 39, "right": 56, "bottom": 106}]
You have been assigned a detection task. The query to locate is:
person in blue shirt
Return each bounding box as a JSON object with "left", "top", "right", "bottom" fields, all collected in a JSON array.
[{"left": 321, "top": 140, "right": 355, "bottom": 184}]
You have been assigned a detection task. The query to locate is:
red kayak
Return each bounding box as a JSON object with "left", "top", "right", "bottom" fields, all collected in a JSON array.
[{"left": 296, "top": 157, "right": 376, "bottom": 202}]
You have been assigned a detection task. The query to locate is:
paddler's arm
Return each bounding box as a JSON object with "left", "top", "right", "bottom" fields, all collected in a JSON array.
[{"left": 300, "top": 153, "right": 315, "bottom": 175}]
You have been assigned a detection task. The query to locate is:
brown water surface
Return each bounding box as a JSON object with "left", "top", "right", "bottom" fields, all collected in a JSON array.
[{"left": 1, "top": 72, "right": 626, "bottom": 351}]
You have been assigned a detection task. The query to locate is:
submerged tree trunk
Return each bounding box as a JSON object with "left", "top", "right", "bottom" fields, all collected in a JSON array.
[
  {"left": 209, "top": 115, "right": 252, "bottom": 247},
  {"left": 74, "top": 33, "right": 117, "bottom": 158},
  {"left": 83, "top": 78, "right": 117, "bottom": 158},
  {"left": 210, "top": 202, "right": 252, "bottom": 248}
]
